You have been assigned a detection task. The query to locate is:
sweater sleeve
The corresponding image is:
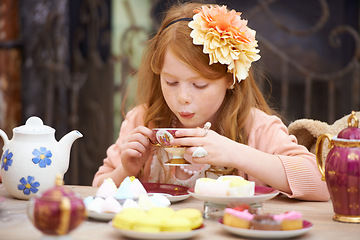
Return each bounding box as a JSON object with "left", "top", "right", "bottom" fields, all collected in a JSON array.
[
  {"left": 92, "top": 106, "right": 146, "bottom": 187},
  {"left": 246, "top": 109, "right": 330, "bottom": 201}
]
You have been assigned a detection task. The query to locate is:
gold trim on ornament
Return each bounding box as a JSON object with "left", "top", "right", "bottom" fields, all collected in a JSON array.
[{"left": 333, "top": 214, "right": 360, "bottom": 223}]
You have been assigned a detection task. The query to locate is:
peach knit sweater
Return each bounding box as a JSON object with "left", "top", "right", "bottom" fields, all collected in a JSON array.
[{"left": 93, "top": 106, "right": 329, "bottom": 201}]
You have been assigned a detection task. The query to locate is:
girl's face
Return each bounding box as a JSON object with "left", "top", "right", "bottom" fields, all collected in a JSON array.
[{"left": 160, "top": 49, "right": 230, "bottom": 128}]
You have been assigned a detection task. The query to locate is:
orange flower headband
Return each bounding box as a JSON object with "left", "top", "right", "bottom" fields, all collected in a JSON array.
[{"left": 188, "top": 5, "right": 261, "bottom": 85}]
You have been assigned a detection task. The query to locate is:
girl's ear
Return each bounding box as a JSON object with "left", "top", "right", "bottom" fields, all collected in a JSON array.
[
  {"left": 226, "top": 75, "right": 235, "bottom": 89},
  {"left": 227, "top": 80, "right": 235, "bottom": 89}
]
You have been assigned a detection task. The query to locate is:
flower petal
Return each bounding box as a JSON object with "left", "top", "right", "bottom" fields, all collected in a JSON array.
[
  {"left": 27, "top": 176, "right": 35, "bottom": 184},
  {"left": 24, "top": 188, "right": 30, "bottom": 195},
  {"left": 30, "top": 187, "right": 39, "bottom": 194},
  {"left": 45, "top": 158, "right": 52, "bottom": 166},
  {"left": 40, "top": 147, "right": 47, "bottom": 154},
  {"left": 39, "top": 160, "right": 46, "bottom": 168},
  {"left": 45, "top": 150, "right": 52, "bottom": 158},
  {"left": 32, "top": 181, "right": 40, "bottom": 188},
  {"left": 32, "top": 149, "right": 41, "bottom": 157},
  {"left": 20, "top": 177, "right": 27, "bottom": 185},
  {"left": 32, "top": 157, "right": 40, "bottom": 164}
]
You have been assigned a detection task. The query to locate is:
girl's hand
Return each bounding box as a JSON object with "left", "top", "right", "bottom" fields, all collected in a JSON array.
[
  {"left": 171, "top": 128, "right": 237, "bottom": 168},
  {"left": 120, "top": 126, "right": 155, "bottom": 176}
]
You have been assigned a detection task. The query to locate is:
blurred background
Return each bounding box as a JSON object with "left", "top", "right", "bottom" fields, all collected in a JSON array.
[{"left": 0, "top": 0, "right": 359, "bottom": 185}]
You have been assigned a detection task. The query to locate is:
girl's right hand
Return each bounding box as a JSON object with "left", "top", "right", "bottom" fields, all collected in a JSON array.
[{"left": 120, "top": 126, "right": 154, "bottom": 176}]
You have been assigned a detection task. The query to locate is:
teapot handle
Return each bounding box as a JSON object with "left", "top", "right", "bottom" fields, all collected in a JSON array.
[
  {"left": 315, "top": 133, "right": 333, "bottom": 181},
  {"left": 0, "top": 129, "right": 9, "bottom": 146}
]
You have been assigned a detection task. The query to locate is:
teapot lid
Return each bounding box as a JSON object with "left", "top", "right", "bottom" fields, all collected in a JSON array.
[
  {"left": 13, "top": 116, "right": 55, "bottom": 134},
  {"left": 337, "top": 111, "right": 360, "bottom": 140}
]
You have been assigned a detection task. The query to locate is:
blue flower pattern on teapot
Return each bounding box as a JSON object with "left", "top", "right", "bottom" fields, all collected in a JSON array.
[
  {"left": 32, "top": 147, "right": 52, "bottom": 168},
  {"left": 17, "top": 176, "right": 40, "bottom": 195},
  {"left": 1, "top": 149, "right": 13, "bottom": 171}
]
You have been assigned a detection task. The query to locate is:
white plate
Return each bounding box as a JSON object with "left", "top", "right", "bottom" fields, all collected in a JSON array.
[
  {"left": 147, "top": 193, "right": 191, "bottom": 203},
  {"left": 87, "top": 210, "right": 114, "bottom": 221},
  {"left": 86, "top": 194, "right": 190, "bottom": 221},
  {"left": 167, "top": 194, "right": 191, "bottom": 203},
  {"left": 219, "top": 220, "right": 313, "bottom": 239},
  {"left": 142, "top": 183, "right": 191, "bottom": 203},
  {"left": 112, "top": 224, "right": 205, "bottom": 240},
  {"left": 188, "top": 186, "right": 279, "bottom": 205},
  {"left": 86, "top": 183, "right": 191, "bottom": 221}
]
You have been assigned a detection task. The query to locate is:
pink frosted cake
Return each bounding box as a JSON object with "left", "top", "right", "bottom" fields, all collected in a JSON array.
[
  {"left": 273, "top": 211, "right": 303, "bottom": 230},
  {"left": 223, "top": 207, "right": 304, "bottom": 231},
  {"left": 250, "top": 214, "right": 281, "bottom": 230},
  {"left": 223, "top": 208, "right": 254, "bottom": 229}
]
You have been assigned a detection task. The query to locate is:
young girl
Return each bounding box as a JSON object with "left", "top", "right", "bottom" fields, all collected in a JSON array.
[{"left": 93, "top": 2, "right": 329, "bottom": 201}]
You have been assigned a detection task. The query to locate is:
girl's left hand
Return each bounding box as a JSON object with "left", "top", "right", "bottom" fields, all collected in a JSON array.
[{"left": 170, "top": 128, "right": 237, "bottom": 167}]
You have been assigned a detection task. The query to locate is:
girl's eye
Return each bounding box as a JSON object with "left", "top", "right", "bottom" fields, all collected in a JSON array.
[
  {"left": 166, "top": 81, "right": 178, "bottom": 86},
  {"left": 194, "top": 83, "right": 208, "bottom": 89}
]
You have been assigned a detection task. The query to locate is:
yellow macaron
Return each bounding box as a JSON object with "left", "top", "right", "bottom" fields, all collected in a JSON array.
[
  {"left": 162, "top": 217, "right": 192, "bottom": 232},
  {"left": 132, "top": 214, "right": 162, "bottom": 233},
  {"left": 112, "top": 208, "right": 147, "bottom": 230},
  {"left": 147, "top": 207, "right": 175, "bottom": 219},
  {"left": 174, "top": 208, "right": 203, "bottom": 229}
]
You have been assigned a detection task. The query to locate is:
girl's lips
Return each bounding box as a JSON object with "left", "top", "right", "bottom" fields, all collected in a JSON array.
[{"left": 179, "top": 112, "right": 194, "bottom": 119}]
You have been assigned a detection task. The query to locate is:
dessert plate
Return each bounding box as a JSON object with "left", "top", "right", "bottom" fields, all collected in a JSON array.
[
  {"left": 218, "top": 219, "right": 313, "bottom": 239},
  {"left": 143, "top": 183, "right": 191, "bottom": 203},
  {"left": 112, "top": 224, "right": 205, "bottom": 240},
  {"left": 87, "top": 183, "right": 190, "bottom": 221},
  {"left": 87, "top": 210, "right": 114, "bottom": 221},
  {"left": 188, "top": 186, "right": 279, "bottom": 205}
]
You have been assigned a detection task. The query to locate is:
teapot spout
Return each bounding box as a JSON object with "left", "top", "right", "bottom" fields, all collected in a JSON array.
[
  {"left": 59, "top": 130, "right": 83, "bottom": 172},
  {"left": 0, "top": 129, "right": 9, "bottom": 148}
]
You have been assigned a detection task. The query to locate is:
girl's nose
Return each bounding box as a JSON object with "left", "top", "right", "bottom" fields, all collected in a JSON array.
[{"left": 177, "top": 87, "right": 192, "bottom": 104}]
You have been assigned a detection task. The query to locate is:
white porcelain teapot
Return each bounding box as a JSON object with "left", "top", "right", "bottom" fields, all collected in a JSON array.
[{"left": 0, "top": 116, "right": 82, "bottom": 200}]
